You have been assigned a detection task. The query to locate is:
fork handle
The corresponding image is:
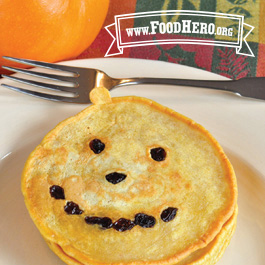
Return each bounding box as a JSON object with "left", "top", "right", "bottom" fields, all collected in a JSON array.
[
  {"left": 114, "top": 77, "right": 265, "bottom": 100},
  {"left": 115, "top": 77, "right": 237, "bottom": 91}
]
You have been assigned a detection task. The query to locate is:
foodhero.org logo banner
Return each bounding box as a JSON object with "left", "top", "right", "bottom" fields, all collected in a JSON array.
[{"left": 105, "top": 10, "right": 254, "bottom": 57}]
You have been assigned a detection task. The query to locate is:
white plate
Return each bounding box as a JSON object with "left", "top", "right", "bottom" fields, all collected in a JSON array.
[{"left": 0, "top": 58, "right": 264, "bottom": 265}]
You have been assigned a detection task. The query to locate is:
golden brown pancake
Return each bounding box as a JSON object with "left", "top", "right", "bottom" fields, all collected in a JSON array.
[{"left": 22, "top": 87, "right": 237, "bottom": 265}]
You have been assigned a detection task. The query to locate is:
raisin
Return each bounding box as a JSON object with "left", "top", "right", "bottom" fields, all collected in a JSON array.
[
  {"left": 84, "top": 216, "right": 101, "bottom": 224},
  {"left": 64, "top": 201, "right": 83, "bottom": 215},
  {"left": 85, "top": 216, "right": 112, "bottom": 229},
  {"left": 99, "top": 217, "right": 113, "bottom": 229},
  {"left": 160, "top": 207, "right": 178, "bottom": 222},
  {"left": 113, "top": 218, "right": 135, "bottom": 232},
  {"left": 150, "top": 147, "right": 166, "bottom": 161},
  {"left": 134, "top": 213, "right": 156, "bottom": 228},
  {"left": 89, "top": 139, "right": 105, "bottom": 154},
  {"left": 49, "top": 185, "right": 65, "bottom": 200},
  {"left": 105, "top": 172, "right": 127, "bottom": 184}
]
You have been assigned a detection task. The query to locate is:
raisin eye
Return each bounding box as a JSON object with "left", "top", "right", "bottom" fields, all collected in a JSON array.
[
  {"left": 150, "top": 147, "right": 166, "bottom": 161},
  {"left": 89, "top": 139, "right": 105, "bottom": 154}
]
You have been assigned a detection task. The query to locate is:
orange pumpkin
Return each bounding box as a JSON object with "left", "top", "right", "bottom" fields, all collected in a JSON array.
[{"left": 0, "top": 0, "right": 109, "bottom": 73}]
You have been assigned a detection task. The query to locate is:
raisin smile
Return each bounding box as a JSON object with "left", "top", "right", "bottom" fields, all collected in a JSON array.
[{"left": 50, "top": 185, "right": 178, "bottom": 232}]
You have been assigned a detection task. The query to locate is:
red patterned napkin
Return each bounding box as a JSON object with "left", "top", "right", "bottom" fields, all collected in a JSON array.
[{"left": 76, "top": 0, "right": 265, "bottom": 78}]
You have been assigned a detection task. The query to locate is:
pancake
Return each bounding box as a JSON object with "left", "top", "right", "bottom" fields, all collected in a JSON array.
[{"left": 22, "top": 87, "right": 237, "bottom": 265}]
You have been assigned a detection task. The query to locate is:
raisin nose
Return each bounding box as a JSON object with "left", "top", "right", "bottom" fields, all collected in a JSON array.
[{"left": 105, "top": 172, "right": 127, "bottom": 184}]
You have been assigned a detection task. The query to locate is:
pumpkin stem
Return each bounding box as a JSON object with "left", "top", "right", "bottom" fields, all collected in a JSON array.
[{"left": 90, "top": 87, "right": 112, "bottom": 105}]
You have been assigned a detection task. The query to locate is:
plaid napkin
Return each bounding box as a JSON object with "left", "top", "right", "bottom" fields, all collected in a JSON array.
[{"left": 76, "top": 0, "right": 265, "bottom": 79}]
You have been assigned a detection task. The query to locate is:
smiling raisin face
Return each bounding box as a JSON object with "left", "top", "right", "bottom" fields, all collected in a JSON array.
[{"left": 49, "top": 140, "right": 177, "bottom": 232}]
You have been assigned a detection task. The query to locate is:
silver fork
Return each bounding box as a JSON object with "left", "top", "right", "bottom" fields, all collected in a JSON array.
[{"left": 1, "top": 56, "right": 265, "bottom": 103}]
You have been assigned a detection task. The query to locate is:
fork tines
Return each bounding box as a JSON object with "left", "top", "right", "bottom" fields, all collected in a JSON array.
[
  {"left": 1, "top": 56, "right": 81, "bottom": 103},
  {"left": 2, "top": 56, "right": 78, "bottom": 73}
]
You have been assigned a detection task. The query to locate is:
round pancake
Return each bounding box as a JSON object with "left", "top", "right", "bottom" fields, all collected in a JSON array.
[
  {"left": 45, "top": 206, "right": 237, "bottom": 265},
  {"left": 22, "top": 88, "right": 237, "bottom": 265}
]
